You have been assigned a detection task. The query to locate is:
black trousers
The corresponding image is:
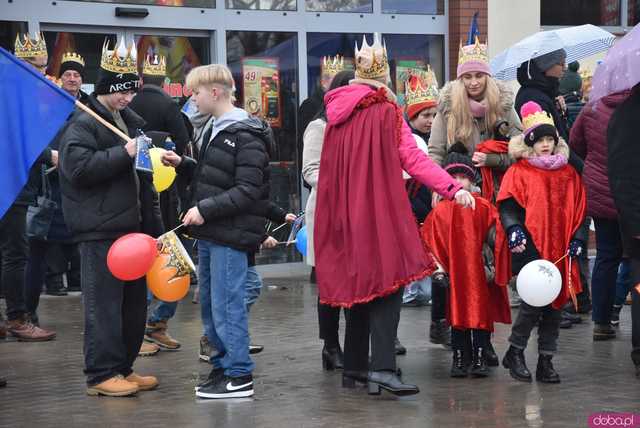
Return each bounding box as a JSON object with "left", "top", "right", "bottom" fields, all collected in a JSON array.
[
  {"left": 318, "top": 298, "right": 341, "bottom": 348},
  {"left": 0, "top": 205, "right": 28, "bottom": 321},
  {"left": 451, "top": 328, "right": 489, "bottom": 351},
  {"left": 620, "top": 223, "right": 640, "bottom": 367},
  {"left": 509, "top": 302, "right": 561, "bottom": 354},
  {"left": 343, "top": 289, "right": 402, "bottom": 372},
  {"left": 431, "top": 277, "right": 447, "bottom": 321},
  {"left": 79, "top": 240, "right": 147, "bottom": 386}
]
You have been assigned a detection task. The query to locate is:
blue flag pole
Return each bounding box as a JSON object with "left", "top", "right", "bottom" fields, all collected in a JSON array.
[{"left": 467, "top": 11, "right": 480, "bottom": 45}]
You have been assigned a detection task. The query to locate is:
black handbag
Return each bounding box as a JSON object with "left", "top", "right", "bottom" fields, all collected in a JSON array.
[{"left": 26, "top": 165, "right": 57, "bottom": 240}]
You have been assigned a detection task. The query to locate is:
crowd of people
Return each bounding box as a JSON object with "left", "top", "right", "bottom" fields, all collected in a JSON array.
[{"left": 0, "top": 30, "right": 638, "bottom": 399}]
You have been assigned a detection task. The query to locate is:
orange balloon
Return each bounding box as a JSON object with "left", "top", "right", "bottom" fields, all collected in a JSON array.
[{"left": 146, "top": 254, "right": 190, "bottom": 302}]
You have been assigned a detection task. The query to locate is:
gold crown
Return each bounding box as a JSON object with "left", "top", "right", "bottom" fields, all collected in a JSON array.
[
  {"left": 61, "top": 52, "right": 85, "bottom": 67},
  {"left": 354, "top": 34, "right": 389, "bottom": 81},
  {"left": 522, "top": 110, "right": 555, "bottom": 132},
  {"left": 405, "top": 66, "right": 439, "bottom": 107},
  {"left": 143, "top": 54, "right": 166, "bottom": 76},
  {"left": 321, "top": 55, "right": 345, "bottom": 78},
  {"left": 458, "top": 37, "right": 488, "bottom": 67},
  {"left": 100, "top": 38, "right": 137, "bottom": 74},
  {"left": 14, "top": 33, "right": 47, "bottom": 58}
]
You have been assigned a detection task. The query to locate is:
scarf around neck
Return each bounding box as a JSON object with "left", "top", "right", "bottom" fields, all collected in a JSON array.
[
  {"left": 469, "top": 99, "right": 487, "bottom": 118},
  {"left": 526, "top": 153, "right": 568, "bottom": 170}
]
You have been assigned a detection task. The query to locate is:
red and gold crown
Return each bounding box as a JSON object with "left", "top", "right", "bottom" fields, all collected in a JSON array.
[
  {"left": 405, "top": 66, "right": 439, "bottom": 108},
  {"left": 321, "top": 55, "right": 345, "bottom": 79},
  {"left": 354, "top": 33, "right": 389, "bottom": 81},
  {"left": 101, "top": 38, "right": 137, "bottom": 74},
  {"left": 458, "top": 37, "right": 488, "bottom": 67},
  {"left": 14, "top": 33, "right": 47, "bottom": 58},
  {"left": 61, "top": 52, "right": 85, "bottom": 67},
  {"left": 143, "top": 54, "right": 166, "bottom": 76}
]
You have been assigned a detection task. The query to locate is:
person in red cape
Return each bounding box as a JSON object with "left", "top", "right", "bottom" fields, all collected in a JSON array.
[
  {"left": 422, "top": 143, "right": 511, "bottom": 379},
  {"left": 475, "top": 120, "right": 511, "bottom": 203},
  {"left": 314, "top": 34, "right": 475, "bottom": 397},
  {"left": 498, "top": 101, "right": 587, "bottom": 384}
]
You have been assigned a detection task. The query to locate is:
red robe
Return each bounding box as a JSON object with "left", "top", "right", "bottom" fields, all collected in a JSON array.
[
  {"left": 496, "top": 161, "right": 587, "bottom": 309},
  {"left": 421, "top": 196, "right": 511, "bottom": 331},
  {"left": 476, "top": 140, "right": 509, "bottom": 203}
]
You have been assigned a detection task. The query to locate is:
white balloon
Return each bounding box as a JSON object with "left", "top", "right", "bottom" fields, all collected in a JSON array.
[{"left": 516, "top": 259, "right": 562, "bottom": 307}]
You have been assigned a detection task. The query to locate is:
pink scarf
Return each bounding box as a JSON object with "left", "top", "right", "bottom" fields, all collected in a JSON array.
[
  {"left": 469, "top": 99, "right": 487, "bottom": 118},
  {"left": 527, "top": 154, "right": 568, "bottom": 170}
]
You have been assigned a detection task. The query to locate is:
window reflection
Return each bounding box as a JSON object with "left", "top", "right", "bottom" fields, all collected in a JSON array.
[
  {"left": 67, "top": 0, "right": 215, "bottom": 7},
  {"left": 226, "top": 0, "right": 295, "bottom": 10},
  {"left": 630, "top": 0, "right": 640, "bottom": 25},
  {"left": 0, "top": 21, "right": 28, "bottom": 53},
  {"left": 306, "top": 0, "right": 372, "bottom": 13},
  {"left": 382, "top": 0, "right": 444, "bottom": 15},
  {"left": 541, "top": 0, "right": 621, "bottom": 26}
]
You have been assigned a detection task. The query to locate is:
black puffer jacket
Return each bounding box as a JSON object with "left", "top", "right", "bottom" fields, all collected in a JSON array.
[
  {"left": 58, "top": 94, "right": 163, "bottom": 242},
  {"left": 177, "top": 116, "right": 271, "bottom": 252}
]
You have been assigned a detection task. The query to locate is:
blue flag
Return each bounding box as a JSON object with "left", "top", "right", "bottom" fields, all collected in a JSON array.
[
  {"left": 0, "top": 46, "right": 75, "bottom": 219},
  {"left": 467, "top": 11, "right": 480, "bottom": 45}
]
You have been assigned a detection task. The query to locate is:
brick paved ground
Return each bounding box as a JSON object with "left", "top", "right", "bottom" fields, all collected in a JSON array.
[{"left": 0, "top": 263, "right": 637, "bottom": 428}]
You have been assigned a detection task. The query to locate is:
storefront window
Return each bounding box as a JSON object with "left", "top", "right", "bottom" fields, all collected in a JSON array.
[
  {"left": 226, "top": 0, "right": 295, "bottom": 10},
  {"left": 306, "top": 0, "right": 372, "bottom": 13},
  {"left": 629, "top": 0, "right": 640, "bottom": 25},
  {"left": 69, "top": 0, "right": 215, "bottom": 7},
  {"left": 227, "top": 31, "right": 300, "bottom": 263},
  {"left": 382, "top": 0, "right": 444, "bottom": 15},
  {"left": 541, "top": 0, "right": 621, "bottom": 26},
  {"left": 382, "top": 34, "right": 445, "bottom": 107},
  {"left": 0, "top": 21, "right": 28, "bottom": 53}
]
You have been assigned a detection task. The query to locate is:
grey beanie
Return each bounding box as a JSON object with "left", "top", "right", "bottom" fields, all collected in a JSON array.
[{"left": 532, "top": 49, "right": 567, "bottom": 72}]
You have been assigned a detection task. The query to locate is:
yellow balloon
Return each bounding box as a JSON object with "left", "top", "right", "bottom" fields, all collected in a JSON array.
[{"left": 149, "top": 147, "right": 176, "bottom": 193}]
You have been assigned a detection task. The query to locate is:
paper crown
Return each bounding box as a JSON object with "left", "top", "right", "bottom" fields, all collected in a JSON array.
[
  {"left": 458, "top": 37, "right": 489, "bottom": 68},
  {"left": 354, "top": 34, "right": 389, "bottom": 81},
  {"left": 521, "top": 101, "right": 555, "bottom": 132},
  {"left": 321, "top": 55, "right": 345, "bottom": 78},
  {"left": 405, "top": 66, "right": 439, "bottom": 109},
  {"left": 101, "top": 37, "right": 137, "bottom": 74},
  {"left": 143, "top": 54, "right": 166, "bottom": 76},
  {"left": 14, "top": 33, "right": 47, "bottom": 58},
  {"left": 61, "top": 52, "right": 85, "bottom": 67}
]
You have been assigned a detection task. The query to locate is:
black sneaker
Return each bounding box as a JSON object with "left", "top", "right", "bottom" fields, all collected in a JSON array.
[
  {"left": 195, "top": 367, "right": 224, "bottom": 391},
  {"left": 610, "top": 305, "right": 623, "bottom": 327},
  {"left": 249, "top": 344, "right": 264, "bottom": 355},
  {"left": 196, "top": 375, "right": 254, "bottom": 399}
]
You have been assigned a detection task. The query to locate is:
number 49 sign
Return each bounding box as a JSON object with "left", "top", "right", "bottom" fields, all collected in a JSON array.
[{"left": 241, "top": 57, "right": 282, "bottom": 128}]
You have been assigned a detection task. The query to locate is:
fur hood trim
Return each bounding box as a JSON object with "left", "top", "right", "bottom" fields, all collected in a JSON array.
[{"left": 508, "top": 134, "right": 570, "bottom": 160}]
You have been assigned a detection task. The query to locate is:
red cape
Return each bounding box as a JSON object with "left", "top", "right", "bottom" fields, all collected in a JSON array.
[
  {"left": 476, "top": 140, "right": 509, "bottom": 203},
  {"left": 421, "top": 196, "right": 511, "bottom": 331},
  {"left": 496, "top": 161, "right": 586, "bottom": 309},
  {"left": 315, "top": 89, "right": 435, "bottom": 308}
]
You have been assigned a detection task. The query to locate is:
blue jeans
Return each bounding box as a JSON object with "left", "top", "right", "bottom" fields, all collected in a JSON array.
[
  {"left": 402, "top": 277, "right": 432, "bottom": 304},
  {"left": 198, "top": 240, "right": 254, "bottom": 377},
  {"left": 615, "top": 259, "right": 632, "bottom": 306},
  {"left": 591, "top": 218, "right": 624, "bottom": 324},
  {"left": 147, "top": 291, "right": 178, "bottom": 323},
  {"left": 245, "top": 266, "right": 262, "bottom": 311}
]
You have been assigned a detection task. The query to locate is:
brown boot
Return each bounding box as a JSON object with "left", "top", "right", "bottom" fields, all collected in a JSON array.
[
  {"left": 126, "top": 372, "right": 159, "bottom": 391},
  {"left": 86, "top": 375, "right": 139, "bottom": 397},
  {"left": 138, "top": 341, "right": 160, "bottom": 357},
  {"left": 8, "top": 317, "right": 56, "bottom": 341},
  {"left": 145, "top": 321, "right": 181, "bottom": 350}
]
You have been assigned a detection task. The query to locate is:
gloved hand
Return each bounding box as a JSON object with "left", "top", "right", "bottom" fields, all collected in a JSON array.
[
  {"left": 568, "top": 239, "right": 585, "bottom": 258},
  {"left": 507, "top": 225, "right": 527, "bottom": 250}
]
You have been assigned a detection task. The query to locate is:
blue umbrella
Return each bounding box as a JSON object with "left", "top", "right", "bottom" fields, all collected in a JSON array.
[{"left": 490, "top": 24, "right": 616, "bottom": 81}]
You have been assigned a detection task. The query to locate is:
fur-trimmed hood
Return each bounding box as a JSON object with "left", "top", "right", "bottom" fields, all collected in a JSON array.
[
  {"left": 436, "top": 79, "right": 516, "bottom": 119},
  {"left": 508, "top": 134, "right": 570, "bottom": 160}
]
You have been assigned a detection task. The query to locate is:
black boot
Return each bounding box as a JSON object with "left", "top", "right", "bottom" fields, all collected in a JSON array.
[
  {"left": 342, "top": 370, "right": 368, "bottom": 388},
  {"left": 322, "top": 344, "right": 344, "bottom": 370},
  {"left": 561, "top": 310, "right": 582, "bottom": 324},
  {"left": 395, "top": 337, "right": 407, "bottom": 355},
  {"left": 429, "top": 319, "right": 451, "bottom": 347},
  {"left": 536, "top": 354, "right": 561, "bottom": 383},
  {"left": 483, "top": 341, "right": 499, "bottom": 367},
  {"left": 558, "top": 317, "right": 573, "bottom": 329},
  {"left": 470, "top": 347, "right": 489, "bottom": 377},
  {"left": 502, "top": 345, "right": 532, "bottom": 382},
  {"left": 593, "top": 323, "right": 616, "bottom": 341},
  {"left": 367, "top": 370, "right": 419, "bottom": 396},
  {"left": 309, "top": 267, "right": 316, "bottom": 284},
  {"left": 450, "top": 349, "right": 468, "bottom": 378},
  {"left": 0, "top": 376, "right": 6, "bottom": 388}
]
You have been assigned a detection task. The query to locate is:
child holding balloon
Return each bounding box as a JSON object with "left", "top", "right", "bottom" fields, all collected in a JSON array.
[{"left": 497, "top": 101, "right": 587, "bottom": 384}]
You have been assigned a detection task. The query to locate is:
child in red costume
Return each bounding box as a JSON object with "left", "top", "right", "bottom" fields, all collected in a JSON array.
[
  {"left": 422, "top": 143, "right": 511, "bottom": 379},
  {"left": 498, "top": 101, "right": 587, "bottom": 384}
]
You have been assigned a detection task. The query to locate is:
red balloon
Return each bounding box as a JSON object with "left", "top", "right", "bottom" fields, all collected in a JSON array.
[{"left": 107, "top": 233, "right": 158, "bottom": 281}]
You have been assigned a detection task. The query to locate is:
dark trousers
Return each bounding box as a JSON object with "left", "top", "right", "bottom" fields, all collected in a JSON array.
[
  {"left": 431, "top": 277, "right": 447, "bottom": 321},
  {"left": 79, "top": 240, "right": 147, "bottom": 386},
  {"left": 509, "top": 302, "right": 561, "bottom": 354},
  {"left": 620, "top": 224, "right": 640, "bottom": 367},
  {"left": 451, "top": 328, "right": 489, "bottom": 351},
  {"left": 591, "top": 218, "right": 624, "bottom": 323},
  {"left": 318, "top": 299, "right": 341, "bottom": 348},
  {"left": 343, "top": 289, "right": 402, "bottom": 372},
  {"left": 0, "top": 205, "right": 28, "bottom": 321}
]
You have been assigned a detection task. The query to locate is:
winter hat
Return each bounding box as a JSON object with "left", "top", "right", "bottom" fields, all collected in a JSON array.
[
  {"left": 59, "top": 52, "right": 85, "bottom": 78},
  {"left": 532, "top": 48, "right": 567, "bottom": 72},
  {"left": 405, "top": 67, "right": 439, "bottom": 120},
  {"left": 457, "top": 37, "right": 491, "bottom": 78},
  {"left": 95, "top": 37, "right": 140, "bottom": 95},
  {"left": 443, "top": 142, "right": 476, "bottom": 182},
  {"left": 568, "top": 60, "right": 580, "bottom": 72},
  {"left": 520, "top": 101, "right": 558, "bottom": 146}
]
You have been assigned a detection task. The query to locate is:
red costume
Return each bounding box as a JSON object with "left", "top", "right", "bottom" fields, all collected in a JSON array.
[
  {"left": 475, "top": 139, "right": 509, "bottom": 202},
  {"left": 497, "top": 161, "right": 587, "bottom": 309},
  {"left": 421, "top": 196, "right": 511, "bottom": 331}
]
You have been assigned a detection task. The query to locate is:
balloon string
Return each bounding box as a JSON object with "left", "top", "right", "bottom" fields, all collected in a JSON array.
[
  {"left": 553, "top": 253, "right": 568, "bottom": 265},
  {"left": 165, "top": 223, "right": 185, "bottom": 236}
]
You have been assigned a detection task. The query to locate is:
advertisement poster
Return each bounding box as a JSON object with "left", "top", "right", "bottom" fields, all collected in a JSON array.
[
  {"left": 242, "top": 57, "right": 282, "bottom": 128},
  {"left": 395, "top": 58, "right": 427, "bottom": 107}
]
